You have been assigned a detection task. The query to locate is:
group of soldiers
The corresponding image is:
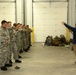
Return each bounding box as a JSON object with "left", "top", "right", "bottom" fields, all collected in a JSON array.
[{"left": 0, "top": 20, "right": 32, "bottom": 71}]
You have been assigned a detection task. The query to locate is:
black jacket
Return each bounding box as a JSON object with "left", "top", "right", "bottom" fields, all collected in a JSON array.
[{"left": 64, "top": 23, "right": 76, "bottom": 44}]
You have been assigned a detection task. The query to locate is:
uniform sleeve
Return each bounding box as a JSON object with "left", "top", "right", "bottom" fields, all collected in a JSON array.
[
  {"left": 64, "top": 23, "right": 76, "bottom": 31},
  {"left": 0, "top": 29, "right": 6, "bottom": 44},
  {"left": 11, "top": 29, "right": 16, "bottom": 42}
]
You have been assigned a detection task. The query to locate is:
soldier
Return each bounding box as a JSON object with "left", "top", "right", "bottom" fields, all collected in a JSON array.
[
  {"left": 26, "top": 25, "right": 32, "bottom": 51},
  {"left": 18, "top": 24, "right": 24, "bottom": 53},
  {"left": 0, "top": 20, "right": 11, "bottom": 71},
  {"left": 17, "top": 23, "right": 22, "bottom": 57},
  {"left": 11, "top": 23, "right": 21, "bottom": 63},
  {"left": 22, "top": 25, "right": 27, "bottom": 52},
  {"left": 22, "top": 25, "right": 30, "bottom": 52},
  {"left": 6, "top": 21, "right": 13, "bottom": 64},
  {"left": 26, "top": 25, "right": 32, "bottom": 46}
]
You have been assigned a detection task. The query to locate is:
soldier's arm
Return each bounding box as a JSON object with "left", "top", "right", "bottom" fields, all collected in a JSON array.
[
  {"left": 29, "top": 28, "right": 32, "bottom": 32},
  {"left": 0, "top": 30, "right": 6, "bottom": 44},
  {"left": 62, "top": 22, "right": 76, "bottom": 31}
]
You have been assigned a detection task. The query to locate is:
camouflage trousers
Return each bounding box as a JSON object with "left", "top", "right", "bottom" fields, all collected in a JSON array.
[
  {"left": 0, "top": 46, "right": 9, "bottom": 67},
  {"left": 11, "top": 42, "right": 18, "bottom": 60}
]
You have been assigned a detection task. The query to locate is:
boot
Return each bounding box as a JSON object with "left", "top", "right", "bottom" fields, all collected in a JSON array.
[
  {"left": 9, "top": 60, "right": 13, "bottom": 64},
  {"left": 18, "top": 55, "right": 22, "bottom": 58},
  {"left": 19, "top": 49, "right": 23, "bottom": 54},
  {"left": 30, "top": 44, "right": 32, "bottom": 46},
  {"left": 15, "top": 60, "right": 22, "bottom": 63},
  {"left": 24, "top": 49, "right": 28, "bottom": 52},
  {"left": 5, "top": 64, "right": 12, "bottom": 67},
  {"left": 1, "top": 66, "right": 7, "bottom": 71}
]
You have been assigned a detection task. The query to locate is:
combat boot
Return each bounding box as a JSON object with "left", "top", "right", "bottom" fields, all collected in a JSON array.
[
  {"left": 5, "top": 64, "right": 12, "bottom": 67},
  {"left": 19, "top": 49, "right": 23, "bottom": 54},
  {"left": 15, "top": 60, "right": 22, "bottom": 63},
  {"left": 1, "top": 66, "right": 7, "bottom": 71},
  {"left": 24, "top": 49, "right": 28, "bottom": 52},
  {"left": 18, "top": 55, "right": 22, "bottom": 58},
  {"left": 9, "top": 60, "right": 13, "bottom": 64}
]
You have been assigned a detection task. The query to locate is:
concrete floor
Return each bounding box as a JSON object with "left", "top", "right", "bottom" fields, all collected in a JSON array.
[{"left": 0, "top": 43, "right": 76, "bottom": 75}]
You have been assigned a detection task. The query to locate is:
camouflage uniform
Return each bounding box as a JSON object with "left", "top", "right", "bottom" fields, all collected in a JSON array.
[
  {"left": 17, "top": 28, "right": 23, "bottom": 53},
  {"left": 22, "top": 28, "right": 27, "bottom": 50},
  {"left": 28, "top": 28, "right": 32, "bottom": 46},
  {"left": 0, "top": 27, "right": 10, "bottom": 67},
  {"left": 7, "top": 27, "right": 13, "bottom": 62},
  {"left": 20, "top": 28, "right": 24, "bottom": 50},
  {"left": 26, "top": 28, "right": 32, "bottom": 49},
  {"left": 11, "top": 27, "right": 19, "bottom": 60},
  {"left": 26, "top": 28, "right": 30, "bottom": 49}
]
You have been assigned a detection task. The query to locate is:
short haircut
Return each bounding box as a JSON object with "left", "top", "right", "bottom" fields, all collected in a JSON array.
[
  {"left": 1, "top": 20, "right": 7, "bottom": 25},
  {"left": 7, "top": 21, "right": 12, "bottom": 23},
  {"left": 13, "top": 23, "right": 17, "bottom": 27},
  {"left": 26, "top": 25, "right": 29, "bottom": 27}
]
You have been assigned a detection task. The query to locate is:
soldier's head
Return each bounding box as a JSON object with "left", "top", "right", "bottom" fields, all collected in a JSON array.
[
  {"left": 26, "top": 25, "right": 29, "bottom": 28},
  {"left": 17, "top": 23, "right": 21, "bottom": 28},
  {"left": 1, "top": 20, "right": 7, "bottom": 28},
  {"left": 20, "top": 24, "right": 23, "bottom": 28},
  {"left": 7, "top": 21, "right": 12, "bottom": 27},
  {"left": 22, "top": 25, "right": 26, "bottom": 28},
  {"left": 14, "top": 24, "right": 19, "bottom": 30},
  {"left": 13, "top": 23, "right": 17, "bottom": 28}
]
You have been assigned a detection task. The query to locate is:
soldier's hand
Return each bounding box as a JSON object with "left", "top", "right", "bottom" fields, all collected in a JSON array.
[
  {"left": 61, "top": 21, "right": 65, "bottom": 25},
  {"left": 5, "top": 40, "right": 9, "bottom": 44}
]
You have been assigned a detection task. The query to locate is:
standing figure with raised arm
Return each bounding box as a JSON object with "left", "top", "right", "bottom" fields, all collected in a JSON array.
[{"left": 62, "top": 22, "right": 76, "bottom": 63}]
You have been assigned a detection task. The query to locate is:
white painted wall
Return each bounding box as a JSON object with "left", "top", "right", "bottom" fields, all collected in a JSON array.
[
  {"left": 33, "top": 2, "right": 68, "bottom": 42},
  {"left": 0, "top": 0, "right": 75, "bottom": 42},
  {"left": 0, "top": 0, "right": 24, "bottom": 24},
  {"left": 0, "top": 2, "right": 15, "bottom": 24}
]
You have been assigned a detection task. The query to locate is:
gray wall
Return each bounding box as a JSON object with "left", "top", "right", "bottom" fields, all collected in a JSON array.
[
  {"left": 23, "top": 0, "right": 32, "bottom": 27},
  {"left": 67, "top": 0, "right": 75, "bottom": 38},
  {"left": 68, "top": 0, "right": 75, "bottom": 27}
]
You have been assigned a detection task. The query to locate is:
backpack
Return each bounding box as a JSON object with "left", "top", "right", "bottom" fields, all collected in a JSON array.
[{"left": 45, "top": 36, "right": 53, "bottom": 46}]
